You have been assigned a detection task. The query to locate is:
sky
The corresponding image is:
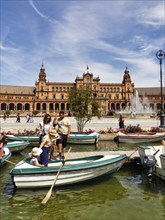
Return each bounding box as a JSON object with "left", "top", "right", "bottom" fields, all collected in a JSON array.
[{"left": 1, "top": 0, "right": 165, "bottom": 88}]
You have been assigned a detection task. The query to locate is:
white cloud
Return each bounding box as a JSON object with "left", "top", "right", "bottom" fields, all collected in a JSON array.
[{"left": 1, "top": 1, "right": 165, "bottom": 88}]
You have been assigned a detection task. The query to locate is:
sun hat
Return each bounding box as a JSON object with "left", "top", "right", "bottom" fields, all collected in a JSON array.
[
  {"left": 49, "top": 129, "right": 60, "bottom": 138},
  {"left": 30, "top": 147, "right": 42, "bottom": 156}
]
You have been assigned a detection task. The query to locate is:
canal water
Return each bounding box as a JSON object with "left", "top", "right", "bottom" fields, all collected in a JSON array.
[{"left": 0, "top": 141, "right": 165, "bottom": 220}]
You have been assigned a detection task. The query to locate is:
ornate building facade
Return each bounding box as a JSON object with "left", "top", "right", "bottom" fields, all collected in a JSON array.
[{"left": 0, "top": 64, "right": 164, "bottom": 115}]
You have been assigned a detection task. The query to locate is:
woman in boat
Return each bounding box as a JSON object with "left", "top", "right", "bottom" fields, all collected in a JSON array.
[
  {"left": 39, "top": 129, "right": 60, "bottom": 166},
  {"left": 29, "top": 147, "right": 44, "bottom": 167},
  {"left": 0, "top": 135, "right": 7, "bottom": 157},
  {"left": 36, "top": 113, "right": 52, "bottom": 144}
]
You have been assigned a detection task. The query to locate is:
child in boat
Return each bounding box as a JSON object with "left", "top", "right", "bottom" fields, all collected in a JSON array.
[
  {"left": 0, "top": 136, "right": 7, "bottom": 157},
  {"left": 29, "top": 147, "right": 44, "bottom": 167}
]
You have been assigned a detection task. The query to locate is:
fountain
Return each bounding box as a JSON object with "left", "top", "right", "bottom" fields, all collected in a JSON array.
[{"left": 124, "top": 90, "right": 153, "bottom": 114}]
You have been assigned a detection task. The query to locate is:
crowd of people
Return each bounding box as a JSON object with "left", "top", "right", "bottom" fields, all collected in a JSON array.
[
  {"left": 3, "top": 113, "right": 34, "bottom": 123},
  {"left": 29, "top": 111, "right": 71, "bottom": 167}
]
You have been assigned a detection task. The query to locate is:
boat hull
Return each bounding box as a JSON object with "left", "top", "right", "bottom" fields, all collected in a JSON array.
[
  {"left": 10, "top": 154, "right": 127, "bottom": 188},
  {"left": 118, "top": 132, "right": 165, "bottom": 143},
  {"left": 0, "top": 147, "right": 11, "bottom": 167},
  {"left": 6, "top": 132, "right": 100, "bottom": 145},
  {"left": 138, "top": 145, "right": 165, "bottom": 181},
  {"left": 67, "top": 132, "right": 100, "bottom": 145},
  {"left": 155, "top": 154, "right": 165, "bottom": 180},
  {"left": 6, "top": 135, "right": 39, "bottom": 146},
  {"left": 5, "top": 141, "right": 30, "bottom": 153}
]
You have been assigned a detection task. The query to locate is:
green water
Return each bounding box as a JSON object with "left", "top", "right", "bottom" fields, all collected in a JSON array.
[{"left": 0, "top": 142, "right": 165, "bottom": 220}]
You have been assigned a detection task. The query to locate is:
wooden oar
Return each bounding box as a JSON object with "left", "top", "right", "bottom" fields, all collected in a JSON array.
[
  {"left": 41, "top": 147, "right": 72, "bottom": 205},
  {"left": 161, "top": 140, "right": 165, "bottom": 146},
  {"left": 0, "top": 157, "right": 17, "bottom": 166},
  {"left": 127, "top": 147, "right": 138, "bottom": 161}
]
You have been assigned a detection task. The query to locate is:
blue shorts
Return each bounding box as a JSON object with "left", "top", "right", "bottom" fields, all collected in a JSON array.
[
  {"left": 40, "top": 146, "right": 49, "bottom": 166},
  {"left": 56, "top": 134, "right": 68, "bottom": 148}
]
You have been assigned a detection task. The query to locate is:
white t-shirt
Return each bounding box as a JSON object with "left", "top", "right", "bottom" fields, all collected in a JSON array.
[
  {"left": 57, "top": 117, "right": 71, "bottom": 135},
  {"left": 30, "top": 157, "right": 39, "bottom": 166},
  {"left": 39, "top": 121, "right": 51, "bottom": 135}
]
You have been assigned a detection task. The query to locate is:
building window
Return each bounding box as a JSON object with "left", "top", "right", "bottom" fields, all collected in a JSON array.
[{"left": 86, "top": 78, "right": 90, "bottom": 83}]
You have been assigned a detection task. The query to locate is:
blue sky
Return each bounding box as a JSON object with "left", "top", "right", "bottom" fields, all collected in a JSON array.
[{"left": 1, "top": 0, "right": 165, "bottom": 87}]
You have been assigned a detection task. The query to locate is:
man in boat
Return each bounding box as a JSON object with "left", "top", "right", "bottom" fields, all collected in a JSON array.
[{"left": 53, "top": 111, "right": 71, "bottom": 160}]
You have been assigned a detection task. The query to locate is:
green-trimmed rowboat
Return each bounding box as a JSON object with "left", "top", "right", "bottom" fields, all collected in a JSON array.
[
  {"left": 6, "top": 132, "right": 100, "bottom": 145},
  {"left": 5, "top": 141, "right": 30, "bottom": 153},
  {"left": 10, "top": 154, "right": 127, "bottom": 189},
  {"left": 6, "top": 135, "right": 39, "bottom": 146},
  {"left": 0, "top": 147, "right": 11, "bottom": 167}
]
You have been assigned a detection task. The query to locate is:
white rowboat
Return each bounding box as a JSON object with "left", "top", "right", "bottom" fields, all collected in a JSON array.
[{"left": 10, "top": 154, "right": 127, "bottom": 189}]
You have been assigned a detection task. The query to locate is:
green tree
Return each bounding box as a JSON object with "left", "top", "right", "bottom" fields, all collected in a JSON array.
[{"left": 68, "top": 87, "right": 101, "bottom": 132}]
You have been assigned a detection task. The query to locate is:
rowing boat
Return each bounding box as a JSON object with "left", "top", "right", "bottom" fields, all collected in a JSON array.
[
  {"left": 10, "top": 154, "right": 127, "bottom": 188},
  {"left": 5, "top": 141, "right": 30, "bottom": 153},
  {"left": 67, "top": 132, "right": 100, "bottom": 144},
  {"left": 0, "top": 147, "right": 11, "bottom": 167},
  {"left": 118, "top": 131, "right": 165, "bottom": 143},
  {"left": 138, "top": 144, "right": 165, "bottom": 181},
  {"left": 6, "top": 135, "right": 39, "bottom": 146}
]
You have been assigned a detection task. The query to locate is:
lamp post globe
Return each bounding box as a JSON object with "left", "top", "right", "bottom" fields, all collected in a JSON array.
[{"left": 156, "top": 50, "right": 165, "bottom": 128}]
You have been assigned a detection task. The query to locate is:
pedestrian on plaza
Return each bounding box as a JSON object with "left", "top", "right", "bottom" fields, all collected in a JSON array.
[
  {"left": 36, "top": 113, "right": 52, "bottom": 144},
  {"left": 3, "top": 113, "right": 7, "bottom": 121},
  {"left": 16, "top": 113, "right": 20, "bottom": 123},
  {"left": 119, "top": 113, "right": 124, "bottom": 129},
  {"left": 39, "top": 129, "right": 60, "bottom": 166},
  {"left": 53, "top": 111, "right": 71, "bottom": 160},
  {"left": 26, "top": 113, "right": 30, "bottom": 123},
  {"left": 133, "top": 111, "right": 136, "bottom": 119},
  {"left": 30, "top": 114, "right": 34, "bottom": 123}
]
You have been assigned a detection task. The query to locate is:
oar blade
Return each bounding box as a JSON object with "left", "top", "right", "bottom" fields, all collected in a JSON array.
[
  {"left": 41, "top": 189, "right": 52, "bottom": 205},
  {"left": 161, "top": 140, "right": 165, "bottom": 146}
]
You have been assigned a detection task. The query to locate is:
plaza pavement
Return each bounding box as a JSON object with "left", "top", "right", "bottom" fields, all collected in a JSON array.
[{"left": 0, "top": 115, "right": 160, "bottom": 133}]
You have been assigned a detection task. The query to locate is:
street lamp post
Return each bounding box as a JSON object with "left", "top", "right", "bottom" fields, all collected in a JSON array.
[{"left": 156, "top": 50, "right": 165, "bottom": 128}]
